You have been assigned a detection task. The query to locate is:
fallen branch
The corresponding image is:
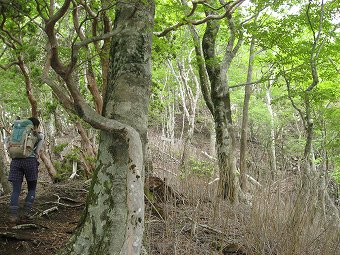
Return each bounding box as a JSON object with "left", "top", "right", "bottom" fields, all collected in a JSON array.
[
  {"left": 0, "top": 231, "right": 33, "bottom": 241},
  {"left": 59, "top": 196, "right": 82, "bottom": 204},
  {"left": 186, "top": 216, "right": 226, "bottom": 236},
  {"left": 42, "top": 194, "right": 84, "bottom": 208},
  {"left": 12, "top": 223, "right": 39, "bottom": 230},
  {"left": 144, "top": 193, "right": 165, "bottom": 223},
  {"left": 39, "top": 206, "right": 58, "bottom": 217},
  {"left": 44, "top": 201, "right": 84, "bottom": 208}
]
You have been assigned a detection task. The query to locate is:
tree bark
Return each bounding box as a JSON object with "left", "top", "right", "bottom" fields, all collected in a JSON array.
[
  {"left": 17, "top": 55, "right": 38, "bottom": 118},
  {"left": 0, "top": 136, "right": 10, "bottom": 194},
  {"left": 185, "top": 4, "right": 241, "bottom": 202},
  {"left": 168, "top": 59, "right": 200, "bottom": 173},
  {"left": 75, "top": 121, "right": 96, "bottom": 173},
  {"left": 239, "top": 35, "right": 255, "bottom": 191},
  {"left": 201, "top": 9, "right": 240, "bottom": 203},
  {"left": 55, "top": 1, "right": 155, "bottom": 254},
  {"left": 265, "top": 83, "right": 277, "bottom": 180},
  {"left": 40, "top": 151, "right": 57, "bottom": 180}
]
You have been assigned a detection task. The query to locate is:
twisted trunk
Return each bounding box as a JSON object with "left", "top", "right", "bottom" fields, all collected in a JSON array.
[{"left": 57, "top": 1, "right": 154, "bottom": 254}]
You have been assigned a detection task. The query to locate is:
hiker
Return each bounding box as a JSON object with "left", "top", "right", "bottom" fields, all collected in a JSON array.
[{"left": 6, "top": 117, "right": 44, "bottom": 223}]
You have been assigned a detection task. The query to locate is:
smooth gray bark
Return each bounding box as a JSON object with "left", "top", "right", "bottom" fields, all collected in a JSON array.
[
  {"left": 54, "top": 1, "right": 155, "bottom": 254},
  {"left": 265, "top": 83, "right": 277, "bottom": 180}
]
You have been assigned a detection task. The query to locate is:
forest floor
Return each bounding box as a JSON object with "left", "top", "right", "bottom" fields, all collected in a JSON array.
[
  {"left": 0, "top": 179, "right": 87, "bottom": 255},
  {"left": 0, "top": 172, "right": 247, "bottom": 255}
]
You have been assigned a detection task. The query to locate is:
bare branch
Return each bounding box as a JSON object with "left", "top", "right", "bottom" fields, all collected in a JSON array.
[
  {"left": 78, "top": 0, "right": 97, "bottom": 17},
  {"left": 154, "top": 22, "right": 186, "bottom": 37},
  {"left": 241, "top": 5, "right": 268, "bottom": 26},
  {"left": 0, "top": 61, "right": 19, "bottom": 70},
  {"left": 188, "top": 24, "right": 214, "bottom": 115},
  {"left": 72, "top": 2, "right": 86, "bottom": 41},
  {"left": 45, "top": 0, "right": 72, "bottom": 32},
  {"left": 187, "top": 0, "right": 232, "bottom": 17},
  {"left": 229, "top": 80, "right": 263, "bottom": 89},
  {"left": 41, "top": 43, "right": 75, "bottom": 112},
  {"left": 0, "top": 15, "right": 22, "bottom": 46},
  {"left": 283, "top": 73, "right": 306, "bottom": 129},
  {"left": 0, "top": 34, "right": 16, "bottom": 48},
  {"left": 329, "top": 58, "right": 340, "bottom": 73},
  {"left": 34, "top": 0, "right": 48, "bottom": 21},
  {"left": 155, "top": 0, "right": 246, "bottom": 37},
  {"left": 71, "top": 30, "right": 120, "bottom": 65},
  {"left": 305, "top": 0, "right": 325, "bottom": 92}
]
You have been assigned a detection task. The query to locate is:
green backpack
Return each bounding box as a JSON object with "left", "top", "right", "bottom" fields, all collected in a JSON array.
[{"left": 8, "top": 119, "right": 38, "bottom": 159}]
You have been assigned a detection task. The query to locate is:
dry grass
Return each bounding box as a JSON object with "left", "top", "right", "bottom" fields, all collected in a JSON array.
[
  {"left": 242, "top": 180, "right": 340, "bottom": 255},
  {"left": 145, "top": 134, "right": 340, "bottom": 255}
]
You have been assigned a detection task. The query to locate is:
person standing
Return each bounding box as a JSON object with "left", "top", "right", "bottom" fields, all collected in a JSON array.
[{"left": 7, "top": 117, "right": 44, "bottom": 223}]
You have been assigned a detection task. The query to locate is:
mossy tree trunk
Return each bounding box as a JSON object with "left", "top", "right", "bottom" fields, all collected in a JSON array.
[
  {"left": 181, "top": 0, "right": 244, "bottom": 203},
  {"left": 41, "top": 1, "right": 155, "bottom": 254},
  {"left": 201, "top": 11, "right": 240, "bottom": 203}
]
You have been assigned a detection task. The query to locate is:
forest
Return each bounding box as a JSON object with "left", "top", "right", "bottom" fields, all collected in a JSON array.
[{"left": 0, "top": 0, "right": 339, "bottom": 254}]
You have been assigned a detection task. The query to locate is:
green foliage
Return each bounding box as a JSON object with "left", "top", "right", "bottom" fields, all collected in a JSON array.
[
  {"left": 0, "top": 0, "right": 338, "bottom": 186},
  {"left": 53, "top": 143, "right": 68, "bottom": 154},
  {"left": 187, "top": 157, "right": 215, "bottom": 177},
  {"left": 65, "top": 147, "right": 81, "bottom": 161},
  {"left": 53, "top": 147, "right": 82, "bottom": 181},
  {"left": 53, "top": 161, "right": 72, "bottom": 181},
  {"left": 0, "top": 69, "right": 30, "bottom": 114},
  {"left": 84, "top": 155, "right": 97, "bottom": 164}
]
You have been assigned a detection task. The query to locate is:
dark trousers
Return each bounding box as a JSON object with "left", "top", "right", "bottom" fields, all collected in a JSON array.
[{"left": 9, "top": 180, "right": 37, "bottom": 216}]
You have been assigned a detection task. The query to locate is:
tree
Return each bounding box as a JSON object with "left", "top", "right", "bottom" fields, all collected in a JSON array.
[
  {"left": 182, "top": 0, "right": 245, "bottom": 203},
  {"left": 0, "top": 128, "right": 10, "bottom": 194},
  {"left": 0, "top": 0, "right": 58, "bottom": 179},
  {"left": 0, "top": 1, "right": 39, "bottom": 117},
  {"left": 239, "top": 27, "right": 257, "bottom": 191},
  {"left": 35, "top": 0, "right": 155, "bottom": 254}
]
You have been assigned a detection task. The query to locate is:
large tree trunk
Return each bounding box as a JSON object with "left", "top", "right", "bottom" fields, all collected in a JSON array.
[
  {"left": 201, "top": 10, "right": 240, "bottom": 203},
  {"left": 58, "top": 1, "right": 154, "bottom": 254}
]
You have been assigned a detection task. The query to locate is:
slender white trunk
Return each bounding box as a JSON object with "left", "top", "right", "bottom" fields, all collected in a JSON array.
[{"left": 265, "top": 84, "right": 277, "bottom": 180}]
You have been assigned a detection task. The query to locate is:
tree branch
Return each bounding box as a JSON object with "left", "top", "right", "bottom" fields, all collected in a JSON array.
[
  {"left": 329, "top": 58, "right": 340, "bottom": 73},
  {"left": 188, "top": 24, "right": 214, "bottom": 115},
  {"left": 33, "top": 0, "right": 48, "bottom": 21},
  {"left": 0, "top": 61, "right": 19, "bottom": 70},
  {"left": 155, "top": 0, "right": 245, "bottom": 37},
  {"left": 41, "top": 43, "right": 75, "bottom": 113},
  {"left": 305, "top": 0, "right": 324, "bottom": 92},
  {"left": 70, "top": 30, "right": 120, "bottom": 72},
  {"left": 0, "top": 14, "right": 22, "bottom": 46},
  {"left": 45, "top": 0, "right": 72, "bottom": 29},
  {"left": 44, "top": 0, "right": 72, "bottom": 78},
  {"left": 283, "top": 73, "right": 306, "bottom": 129}
]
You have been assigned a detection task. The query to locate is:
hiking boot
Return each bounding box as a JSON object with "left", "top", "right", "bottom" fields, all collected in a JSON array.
[
  {"left": 22, "top": 202, "right": 35, "bottom": 221},
  {"left": 9, "top": 205, "right": 19, "bottom": 224},
  {"left": 9, "top": 214, "right": 18, "bottom": 224},
  {"left": 20, "top": 215, "right": 34, "bottom": 223},
  {"left": 20, "top": 210, "right": 35, "bottom": 223}
]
